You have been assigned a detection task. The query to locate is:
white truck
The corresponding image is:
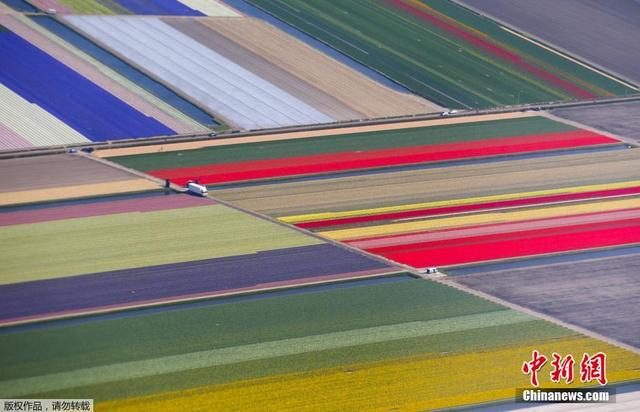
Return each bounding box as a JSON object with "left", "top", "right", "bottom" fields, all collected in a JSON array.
[
  {"left": 187, "top": 182, "right": 208, "bottom": 197},
  {"left": 439, "top": 110, "right": 459, "bottom": 117}
]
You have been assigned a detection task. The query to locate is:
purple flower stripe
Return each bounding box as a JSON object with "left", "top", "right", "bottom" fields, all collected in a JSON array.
[
  {"left": 0, "top": 244, "right": 392, "bottom": 325},
  {"left": 0, "top": 194, "right": 213, "bottom": 227}
]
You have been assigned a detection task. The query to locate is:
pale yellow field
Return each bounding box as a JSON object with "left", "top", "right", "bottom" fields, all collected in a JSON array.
[{"left": 0, "top": 179, "right": 159, "bottom": 206}]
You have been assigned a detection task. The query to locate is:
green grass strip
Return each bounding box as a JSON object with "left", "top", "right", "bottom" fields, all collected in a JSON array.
[
  {"left": 0, "top": 310, "right": 535, "bottom": 396},
  {"left": 0, "top": 204, "right": 321, "bottom": 284},
  {"left": 58, "top": 0, "right": 116, "bottom": 14},
  {"left": 94, "top": 0, "right": 130, "bottom": 14},
  {"left": 109, "top": 117, "right": 575, "bottom": 171}
]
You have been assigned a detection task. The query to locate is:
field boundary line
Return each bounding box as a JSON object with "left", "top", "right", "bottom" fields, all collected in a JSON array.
[
  {"left": 449, "top": 246, "right": 640, "bottom": 277},
  {"left": 499, "top": 26, "right": 639, "bottom": 91},
  {"left": 79, "top": 152, "right": 166, "bottom": 186},
  {"left": 4, "top": 96, "right": 640, "bottom": 159},
  {"left": 541, "top": 111, "right": 640, "bottom": 147}
]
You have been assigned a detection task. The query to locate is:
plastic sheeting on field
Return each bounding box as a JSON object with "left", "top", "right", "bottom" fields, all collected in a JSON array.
[{"left": 66, "top": 16, "right": 335, "bottom": 129}]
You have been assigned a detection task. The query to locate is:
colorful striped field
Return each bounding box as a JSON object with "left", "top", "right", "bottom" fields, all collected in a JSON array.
[
  {"left": 291, "top": 182, "right": 640, "bottom": 229},
  {"left": 0, "top": 192, "right": 207, "bottom": 226},
  {"left": 205, "top": 144, "right": 640, "bottom": 270},
  {"left": 235, "top": 150, "right": 640, "bottom": 218},
  {"left": 300, "top": 194, "right": 640, "bottom": 269},
  {"left": 369, "top": 215, "right": 640, "bottom": 268},
  {"left": 29, "top": 14, "right": 218, "bottom": 129},
  {"left": 349, "top": 208, "right": 640, "bottom": 249},
  {"left": 3, "top": 1, "right": 639, "bottom": 410},
  {"left": 64, "top": 14, "right": 436, "bottom": 130},
  {"left": 3, "top": 148, "right": 640, "bottom": 409},
  {"left": 323, "top": 196, "right": 640, "bottom": 240},
  {"left": 311, "top": 188, "right": 640, "bottom": 269},
  {"left": 0, "top": 14, "right": 208, "bottom": 138},
  {"left": 2, "top": 276, "right": 638, "bottom": 410},
  {"left": 96, "top": 113, "right": 536, "bottom": 157},
  {"left": 152, "top": 129, "right": 616, "bottom": 186},
  {"left": 108, "top": 116, "right": 623, "bottom": 186},
  {"left": 101, "top": 337, "right": 638, "bottom": 411},
  {"left": 184, "top": 118, "right": 640, "bottom": 410},
  {"left": 0, "top": 192, "right": 393, "bottom": 325},
  {"left": 1, "top": 12, "right": 227, "bottom": 150},
  {"left": 169, "top": 16, "right": 439, "bottom": 119},
  {"left": 0, "top": 198, "right": 317, "bottom": 284},
  {"left": 0, "top": 243, "right": 389, "bottom": 326},
  {"left": 0, "top": 25, "right": 176, "bottom": 145},
  {"left": 244, "top": 0, "right": 635, "bottom": 108}
]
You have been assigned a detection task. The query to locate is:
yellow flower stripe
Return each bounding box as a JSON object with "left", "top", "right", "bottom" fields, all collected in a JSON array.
[
  {"left": 280, "top": 180, "right": 640, "bottom": 224},
  {"left": 321, "top": 196, "right": 640, "bottom": 241},
  {"left": 99, "top": 337, "right": 640, "bottom": 411}
]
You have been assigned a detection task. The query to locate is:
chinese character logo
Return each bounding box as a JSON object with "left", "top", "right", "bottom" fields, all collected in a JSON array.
[
  {"left": 580, "top": 352, "right": 607, "bottom": 386},
  {"left": 522, "top": 350, "right": 548, "bottom": 387},
  {"left": 522, "top": 350, "right": 607, "bottom": 387},
  {"left": 550, "top": 352, "right": 575, "bottom": 384}
]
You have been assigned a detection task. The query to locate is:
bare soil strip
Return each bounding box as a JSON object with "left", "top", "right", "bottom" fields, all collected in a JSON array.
[
  {"left": 0, "top": 154, "right": 142, "bottom": 192},
  {"left": 0, "top": 154, "right": 160, "bottom": 205}
]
